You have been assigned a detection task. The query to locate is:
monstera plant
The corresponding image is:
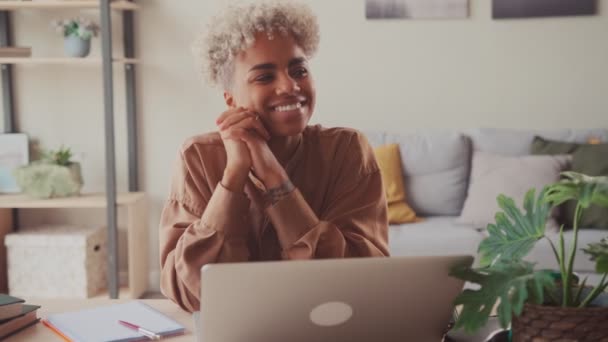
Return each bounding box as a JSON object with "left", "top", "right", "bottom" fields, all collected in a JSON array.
[{"left": 450, "top": 172, "right": 608, "bottom": 341}]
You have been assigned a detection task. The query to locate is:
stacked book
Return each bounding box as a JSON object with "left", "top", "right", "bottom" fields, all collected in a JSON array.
[
  {"left": 0, "top": 47, "right": 31, "bottom": 58},
  {"left": 0, "top": 294, "right": 40, "bottom": 339}
]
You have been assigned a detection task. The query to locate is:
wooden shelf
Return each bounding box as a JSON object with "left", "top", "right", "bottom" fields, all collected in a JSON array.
[
  {"left": 0, "top": 192, "right": 145, "bottom": 208},
  {"left": 0, "top": 57, "right": 138, "bottom": 65},
  {"left": 0, "top": 0, "right": 138, "bottom": 11}
]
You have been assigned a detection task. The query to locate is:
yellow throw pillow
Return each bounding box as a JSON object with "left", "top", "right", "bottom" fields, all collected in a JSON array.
[{"left": 373, "top": 144, "right": 419, "bottom": 224}]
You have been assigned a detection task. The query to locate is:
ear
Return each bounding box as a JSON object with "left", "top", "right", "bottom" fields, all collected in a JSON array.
[{"left": 224, "top": 91, "right": 236, "bottom": 108}]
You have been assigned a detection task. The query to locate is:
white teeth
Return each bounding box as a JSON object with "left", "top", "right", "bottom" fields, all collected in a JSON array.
[{"left": 274, "top": 102, "right": 302, "bottom": 112}]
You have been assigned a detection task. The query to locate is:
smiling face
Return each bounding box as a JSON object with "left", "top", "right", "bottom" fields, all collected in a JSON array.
[{"left": 224, "top": 33, "right": 316, "bottom": 137}]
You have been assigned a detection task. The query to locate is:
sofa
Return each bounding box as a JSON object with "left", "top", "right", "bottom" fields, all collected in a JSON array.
[{"left": 364, "top": 128, "right": 608, "bottom": 284}]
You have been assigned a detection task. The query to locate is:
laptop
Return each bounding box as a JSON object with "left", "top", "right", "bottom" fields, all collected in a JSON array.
[{"left": 199, "top": 255, "right": 473, "bottom": 342}]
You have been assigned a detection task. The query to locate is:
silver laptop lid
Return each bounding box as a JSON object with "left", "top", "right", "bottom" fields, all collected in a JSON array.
[{"left": 200, "top": 255, "right": 473, "bottom": 342}]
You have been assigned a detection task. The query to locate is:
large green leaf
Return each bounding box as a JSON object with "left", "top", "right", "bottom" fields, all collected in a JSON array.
[
  {"left": 450, "top": 261, "right": 555, "bottom": 333},
  {"left": 545, "top": 172, "right": 608, "bottom": 209},
  {"left": 598, "top": 257, "right": 608, "bottom": 274},
  {"left": 478, "top": 189, "right": 550, "bottom": 267},
  {"left": 583, "top": 238, "right": 608, "bottom": 273}
]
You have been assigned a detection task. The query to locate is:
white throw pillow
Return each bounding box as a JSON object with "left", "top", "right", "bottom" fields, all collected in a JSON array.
[{"left": 458, "top": 152, "right": 571, "bottom": 230}]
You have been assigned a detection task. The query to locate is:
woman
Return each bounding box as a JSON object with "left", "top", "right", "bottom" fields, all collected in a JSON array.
[{"left": 159, "top": 1, "right": 389, "bottom": 312}]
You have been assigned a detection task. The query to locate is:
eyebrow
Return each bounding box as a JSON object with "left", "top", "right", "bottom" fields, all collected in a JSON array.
[{"left": 248, "top": 57, "right": 307, "bottom": 73}]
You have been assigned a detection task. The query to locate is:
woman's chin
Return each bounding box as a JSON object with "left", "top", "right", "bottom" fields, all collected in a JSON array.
[{"left": 267, "top": 107, "right": 312, "bottom": 134}]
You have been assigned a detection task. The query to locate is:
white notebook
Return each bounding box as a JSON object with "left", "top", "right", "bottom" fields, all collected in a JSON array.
[{"left": 46, "top": 301, "right": 185, "bottom": 342}]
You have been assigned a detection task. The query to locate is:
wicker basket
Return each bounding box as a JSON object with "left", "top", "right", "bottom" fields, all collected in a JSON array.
[{"left": 512, "top": 302, "right": 608, "bottom": 342}]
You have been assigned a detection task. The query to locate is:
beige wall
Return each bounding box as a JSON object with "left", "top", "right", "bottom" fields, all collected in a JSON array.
[{"left": 1, "top": 0, "right": 607, "bottom": 292}]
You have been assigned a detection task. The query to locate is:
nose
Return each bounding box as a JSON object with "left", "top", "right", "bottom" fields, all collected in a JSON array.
[{"left": 275, "top": 72, "right": 300, "bottom": 95}]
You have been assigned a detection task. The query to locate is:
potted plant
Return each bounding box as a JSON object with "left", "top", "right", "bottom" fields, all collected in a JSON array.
[
  {"left": 450, "top": 172, "right": 608, "bottom": 341},
  {"left": 14, "top": 145, "right": 83, "bottom": 199},
  {"left": 51, "top": 17, "right": 99, "bottom": 58}
]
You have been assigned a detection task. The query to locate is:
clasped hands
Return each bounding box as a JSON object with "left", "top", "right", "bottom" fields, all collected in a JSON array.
[{"left": 216, "top": 107, "right": 289, "bottom": 194}]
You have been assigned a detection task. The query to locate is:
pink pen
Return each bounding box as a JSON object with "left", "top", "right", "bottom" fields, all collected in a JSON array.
[{"left": 118, "top": 320, "right": 161, "bottom": 340}]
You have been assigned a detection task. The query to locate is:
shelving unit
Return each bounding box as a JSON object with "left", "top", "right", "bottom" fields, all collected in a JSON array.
[{"left": 0, "top": 0, "right": 142, "bottom": 299}]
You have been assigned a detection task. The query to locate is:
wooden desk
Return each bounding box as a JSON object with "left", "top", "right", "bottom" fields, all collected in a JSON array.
[{"left": 4, "top": 299, "right": 194, "bottom": 342}]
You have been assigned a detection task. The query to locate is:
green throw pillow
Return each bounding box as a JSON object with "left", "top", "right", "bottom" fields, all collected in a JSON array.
[
  {"left": 531, "top": 138, "right": 580, "bottom": 154},
  {"left": 531, "top": 136, "right": 608, "bottom": 230}
]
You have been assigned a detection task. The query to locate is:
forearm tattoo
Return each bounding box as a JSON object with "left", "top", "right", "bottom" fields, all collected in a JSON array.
[{"left": 264, "top": 180, "right": 295, "bottom": 206}]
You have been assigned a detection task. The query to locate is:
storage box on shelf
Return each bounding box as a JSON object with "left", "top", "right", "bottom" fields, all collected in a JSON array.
[
  {"left": 0, "top": 192, "right": 148, "bottom": 298},
  {"left": 5, "top": 224, "right": 107, "bottom": 298}
]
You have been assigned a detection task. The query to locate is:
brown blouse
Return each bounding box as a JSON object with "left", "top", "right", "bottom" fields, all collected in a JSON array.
[{"left": 159, "top": 125, "right": 389, "bottom": 312}]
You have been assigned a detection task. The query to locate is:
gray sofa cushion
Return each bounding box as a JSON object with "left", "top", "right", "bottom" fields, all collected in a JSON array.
[
  {"left": 364, "top": 131, "right": 471, "bottom": 216},
  {"left": 468, "top": 128, "right": 608, "bottom": 156},
  {"left": 458, "top": 152, "right": 570, "bottom": 230},
  {"left": 389, "top": 217, "right": 483, "bottom": 265}
]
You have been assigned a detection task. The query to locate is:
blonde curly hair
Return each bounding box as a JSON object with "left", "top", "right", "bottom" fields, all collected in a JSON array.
[{"left": 193, "top": 1, "right": 320, "bottom": 89}]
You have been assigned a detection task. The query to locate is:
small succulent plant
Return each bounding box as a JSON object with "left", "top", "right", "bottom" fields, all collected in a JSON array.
[
  {"left": 42, "top": 145, "right": 74, "bottom": 166},
  {"left": 14, "top": 145, "right": 82, "bottom": 199},
  {"left": 51, "top": 17, "right": 99, "bottom": 40}
]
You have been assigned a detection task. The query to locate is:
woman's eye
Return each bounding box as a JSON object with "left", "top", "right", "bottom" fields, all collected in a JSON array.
[
  {"left": 255, "top": 74, "right": 274, "bottom": 83},
  {"left": 291, "top": 67, "right": 308, "bottom": 78}
]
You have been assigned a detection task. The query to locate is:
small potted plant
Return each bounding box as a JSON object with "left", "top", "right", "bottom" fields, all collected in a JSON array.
[
  {"left": 450, "top": 172, "right": 608, "bottom": 341},
  {"left": 51, "top": 17, "right": 99, "bottom": 58},
  {"left": 14, "top": 145, "right": 83, "bottom": 199}
]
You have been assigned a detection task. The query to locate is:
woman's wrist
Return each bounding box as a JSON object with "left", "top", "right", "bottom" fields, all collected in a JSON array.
[
  {"left": 261, "top": 169, "right": 289, "bottom": 189},
  {"left": 263, "top": 179, "right": 295, "bottom": 207},
  {"left": 222, "top": 167, "right": 249, "bottom": 193}
]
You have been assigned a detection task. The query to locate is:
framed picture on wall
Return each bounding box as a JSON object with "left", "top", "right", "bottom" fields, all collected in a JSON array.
[
  {"left": 366, "top": 0, "right": 469, "bottom": 19},
  {"left": 0, "top": 133, "right": 29, "bottom": 193},
  {"left": 493, "top": 0, "right": 597, "bottom": 19}
]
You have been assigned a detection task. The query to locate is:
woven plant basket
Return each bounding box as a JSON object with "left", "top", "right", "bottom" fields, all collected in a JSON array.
[{"left": 512, "top": 302, "right": 608, "bottom": 342}]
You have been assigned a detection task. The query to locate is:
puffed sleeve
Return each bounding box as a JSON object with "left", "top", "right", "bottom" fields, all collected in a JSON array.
[{"left": 159, "top": 146, "right": 251, "bottom": 312}]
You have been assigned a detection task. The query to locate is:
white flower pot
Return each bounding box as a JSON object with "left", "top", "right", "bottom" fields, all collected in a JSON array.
[{"left": 64, "top": 35, "right": 91, "bottom": 58}]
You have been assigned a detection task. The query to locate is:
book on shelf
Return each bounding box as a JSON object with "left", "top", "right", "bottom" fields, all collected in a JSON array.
[
  {"left": 0, "top": 46, "right": 31, "bottom": 58},
  {"left": 0, "top": 295, "right": 40, "bottom": 340}
]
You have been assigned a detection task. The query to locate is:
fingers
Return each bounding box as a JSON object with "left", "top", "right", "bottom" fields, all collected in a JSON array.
[
  {"left": 221, "top": 127, "right": 259, "bottom": 143},
  {"left": 217, "top": 108, "right": 270, "bottom": 140},
  {"left": 216, "top": 107, "right": 250, "bottom": 125},
  {"left": 218, "top": 110, "right": 255, "bottom": 129},
  {"left": 248, "top": 116, "right": 271, "bottom": 140},
  {"left": 224, "top": 117, "right": 270, "bottom": 140},
  {"left": 216, "top": 107, "right": 245, "bottom": 125}
]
